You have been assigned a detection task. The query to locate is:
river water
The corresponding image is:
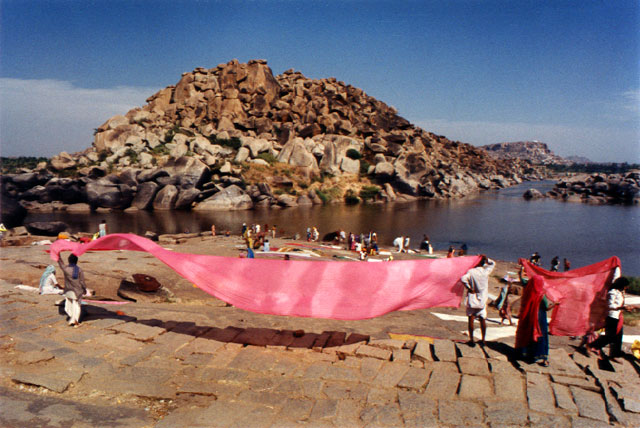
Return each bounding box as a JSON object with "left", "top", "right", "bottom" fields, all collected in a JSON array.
[{"left": 24, "top": 181, "right": 640, "bottom": 276}]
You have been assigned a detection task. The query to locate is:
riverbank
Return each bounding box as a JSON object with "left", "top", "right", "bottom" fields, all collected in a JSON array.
[
  {"left": 1, "top": 230, "right": 519, "bottom": 304},
  {"left": 2, "top": 232, "right": 640, "bottom": 427}
]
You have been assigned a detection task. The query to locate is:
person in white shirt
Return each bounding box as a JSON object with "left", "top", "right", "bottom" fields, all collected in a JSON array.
[
  {"left": 588, "top": 276, "right": 630, "bottom": 362},
  {"left": 39, "top": 265, "right": 63, "bottom": 295},
  {"left": 461, "top": 255, "right": 496, "bottom": 346},
  {"left": 393, "top": 236, "right": 404, "bottom": 253}
]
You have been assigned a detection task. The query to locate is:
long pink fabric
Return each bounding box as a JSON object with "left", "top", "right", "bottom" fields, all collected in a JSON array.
[
  {"left": 520, "top": 256, "right": 621, "bottom": 336},
  {"left": 49, "top": 233, "right": 481, "bottom": 320}
]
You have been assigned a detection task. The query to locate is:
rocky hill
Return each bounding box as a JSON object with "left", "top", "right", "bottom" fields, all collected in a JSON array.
[
  {"left": 2, "top": 59, "right": 544, "bottom": 218},
  {"left": 481, "top": 141, "right": 572, "bottom": 165}
]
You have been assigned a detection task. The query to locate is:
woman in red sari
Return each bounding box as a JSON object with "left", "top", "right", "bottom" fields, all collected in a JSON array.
[{"left": 515, "top": 273, "right": 556, "bottom": 366}]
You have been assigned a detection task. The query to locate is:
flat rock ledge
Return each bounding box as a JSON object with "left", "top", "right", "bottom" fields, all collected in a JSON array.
[{"left": 1, "top": 280, "right": 639, "bottom": 427}]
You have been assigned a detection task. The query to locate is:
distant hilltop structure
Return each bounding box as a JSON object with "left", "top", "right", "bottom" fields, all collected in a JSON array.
[{"left": 480, "top": 141, "right": 588, "bottom": 165}]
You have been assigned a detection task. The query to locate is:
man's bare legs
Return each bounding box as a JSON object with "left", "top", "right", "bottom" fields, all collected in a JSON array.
[{"left": 468, "top": 315, "right": 487, "bottom": 346}]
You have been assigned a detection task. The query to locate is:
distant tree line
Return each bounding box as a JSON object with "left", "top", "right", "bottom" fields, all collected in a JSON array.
[
  {"left": 0, "top": 157, "right": 49, "bottom": 174},
  {"left": 546, "top": 162, "right": 640, "bottom": 175}
]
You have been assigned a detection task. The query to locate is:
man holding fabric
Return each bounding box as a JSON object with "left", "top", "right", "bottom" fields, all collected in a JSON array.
[{"left": 461, "top": 255, "right": 495, "bottom": 346}]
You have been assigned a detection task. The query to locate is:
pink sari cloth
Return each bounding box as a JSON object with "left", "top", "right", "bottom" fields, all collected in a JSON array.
[
  {"left": 519, "top": 256, "right": 621, "bottom": 337},
  {"left": 50, "top": 234, "right": 481, "bottom": 320}
]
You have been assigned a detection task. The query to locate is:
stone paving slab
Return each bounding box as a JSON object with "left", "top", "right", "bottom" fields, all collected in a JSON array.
[
  {"left": 355, "top": 344, "right": 392, "bottom": 360},
  {"left": 494, "top": 371, "right": 526, "bottom": 401},
  {"left": 439, "top": 399, "right": 484, "bottom": 426},
  {"left": 459, "top": 374, "right": 493, "bottom": 399},
  {"left": 397, "top": 366, "right": 431, "bottom": 391},
  {"left": 526, "top": 372, "right": 556, "bottom": 414},
  {"left": 392, "top": 348, "right": 411, "bottom": 363},
  {"left": 551, "top": 373, "right": 600, "bottom": 392},
  {"left": 551, "top": 382, "right": 579, "bottom": 413},
  {"left": 458, "top": 356, "right": 490, "bottom": 376},
  {"left": 456, "top": 341, "right": 486, "bottom": 358},
  {"left": 109, "top": 322, "right": 165, "bottom": 341},
  {"left": 485, "top": 400, "right": 529, "bottom": 426},
  {"left": 373, "top": 361, "right": 410, "bottom": 388},
  {"left": 570, "top": 385, "right": 609, "bottom": 422},
  {"left": 424, "top": 367, "right": 460, "bottom": 398},
  {"left": 432, "top": 339, "right": 457, "bottom": 362},
  {"left": 12, "top": 368, "right": 84, "bottom": 393},
  {"left": 0, "top": 386, "right": 154, "bottom": 428},
  {"left": 412, "top": 340, "right": 433, "bottom": 362}
]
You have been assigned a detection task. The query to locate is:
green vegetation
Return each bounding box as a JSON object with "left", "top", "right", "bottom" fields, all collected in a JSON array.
[
  {"left": 125, "top": 148, "right": 138, "bottom": 163},
  {"left": 359, "top": 185, "right": 380, "bottom": 201},
  {"left": 0, "top": 157, "right": 49, "bottom": 173},
  {"left": 315, "top": 190, "right": 329, "bottom": 203},
  {"left": 150, "top": 144, "right": 170, "bottom": 155},
  {"left": 547, "top": 162, "right": 640, "bottom": 175},
  {"left": 164, "top": 124, "right": 181, "bottom": 143},
  {"left": 344, "top": 189, "right": 360, "bottom": 204},
  {"left": 627, "top": 276, "right": 640, "bottom": 295},
  {"left": 359, "top": 159, "right": 371, "bottom": 175},
  {"left": 346, "top": 148, "right": 362, "bottom": 160},
  {"left": 207, "top": 134, "right": 242, "bottom": 150},
  {"left": 257, "top": 152, "right": 278, "bottom": 165}
]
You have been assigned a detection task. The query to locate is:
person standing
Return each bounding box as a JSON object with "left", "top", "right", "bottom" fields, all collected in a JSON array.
[
  {"left": 98, "top": 219, "right": 108, "bottom": 237},
  {"left": 563, "top": 258, "right": 571, "bottom": 271},
  {"left": 57, "top": 254, "right": 87, "bottom": 327},
  {"left": 588, "top": 277, "right": 630, "bottom": 362},
  {"left": 461, "top": 255, "right": 495, "bottom": 346},
  {"left": 529, "top": 252, "right": 541, "bottom": 266},
  {"left": 515, "top": 273, "right": 556, "bottom": 366}
]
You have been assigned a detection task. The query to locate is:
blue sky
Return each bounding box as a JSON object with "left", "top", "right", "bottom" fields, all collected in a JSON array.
[{"left": 1, "top": 0, "right": 638, "bottom": 162}]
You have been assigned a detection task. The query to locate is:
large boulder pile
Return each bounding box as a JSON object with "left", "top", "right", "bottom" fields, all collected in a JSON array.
[
  {"left": 547, "top": 172, "right": 640, "bottom": 205},
  {"left": 2, "top": 59, "right": 545, "bottom": 215}
]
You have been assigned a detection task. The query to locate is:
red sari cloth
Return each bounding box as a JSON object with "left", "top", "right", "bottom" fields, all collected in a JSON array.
[
  {"left": 49, "top": 234, "right": 481, "bottom": 320},
  {"left": 517, "top": 256, "right": 621, "bottom": 343},
  {"left": 514, "top": 274, "right": 546, "bottom": 349}
]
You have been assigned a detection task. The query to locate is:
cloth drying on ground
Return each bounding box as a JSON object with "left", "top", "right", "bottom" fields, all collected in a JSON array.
[{"left": 49, "top": 233, "right": 481, "bottom": 320}]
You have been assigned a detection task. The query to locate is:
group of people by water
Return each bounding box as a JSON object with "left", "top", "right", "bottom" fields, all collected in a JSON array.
[
  {"left": 461, "top": 253, "right": 633, "bottom": 366},
  {"left": 37, "top": 219, "right": 635, "bottom": 365},
  {"left": 529, "top": 251, "right": 571, "bottom": 272}
]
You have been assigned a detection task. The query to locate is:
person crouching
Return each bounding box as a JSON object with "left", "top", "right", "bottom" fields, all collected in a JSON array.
[{"left": 58, "top": 254, "right": 87, "bottom": 327}]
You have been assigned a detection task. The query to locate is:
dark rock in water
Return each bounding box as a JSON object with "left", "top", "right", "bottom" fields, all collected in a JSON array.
[
  {"left": 0, "top": 194, "right": 27, "bottom": 228},
  {"left": 86, "top": 179, "right": 134, "bottom": 210},
  {"left": 144, "top": 231, "right": 159, "bottom": 241},
  {"left": 137, "top": 168, "right": 169, "bottom": 183},
  {"left": 117, "top": 169, "right": 139, "bottom": 187},
  {"left": 322, "top": 231, "right": 339, "bottom": 242},
  {"left": 153, "top": 184, "right": 179, "bottom": 210},
  {"left": 193, "top": 184, "right": 253, "bottom": 211},
  {"left": 174, "top": 187, "right": 200, "bottom": 210},
  {"left": 131, "top": 181, "right": 159, "bottom": 210},
  {"left": 26, "top": 221, "right": 68, "bottom": 236},
  {"left": 523, "top": 188, "right": 544, "bottom": 200}
]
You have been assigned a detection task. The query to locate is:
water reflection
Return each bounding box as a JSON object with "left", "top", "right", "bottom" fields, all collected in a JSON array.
[{"left": 24, "top": 181, "right": 639, "bottom": 275}]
